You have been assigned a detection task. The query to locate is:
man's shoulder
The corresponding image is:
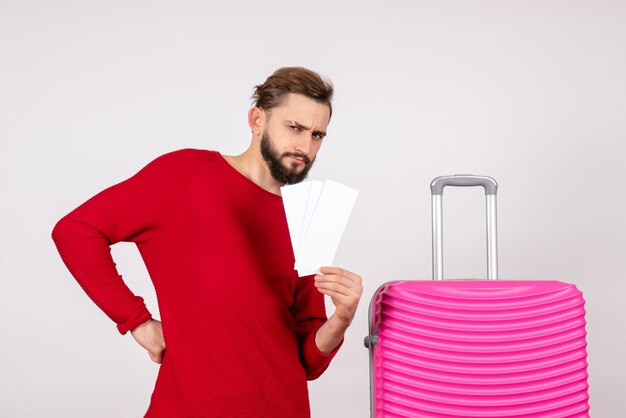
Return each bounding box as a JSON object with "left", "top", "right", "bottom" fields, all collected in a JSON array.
[
  {"left": 136, "top": 148, "right": 222, "bottom": 181},
  {"left": 146, "top": 148, "right": 222, "bottom": 170},
  {"left": 156, "top": 148, "right": 220, "bottom": 164}
]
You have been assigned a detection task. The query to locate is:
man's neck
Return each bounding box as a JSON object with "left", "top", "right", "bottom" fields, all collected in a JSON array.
[{"left": 222, "top": 147, "right": 283, "bottom": 196}]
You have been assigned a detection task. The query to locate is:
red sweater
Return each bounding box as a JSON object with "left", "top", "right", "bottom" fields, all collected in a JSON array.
[{"left": 52, "top": 149, "right": 341, "bottom": 418}]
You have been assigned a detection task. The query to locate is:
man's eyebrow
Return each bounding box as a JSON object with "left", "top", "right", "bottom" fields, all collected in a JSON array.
[{"left": 286, "top": 120, "right": 327, "bottom": 137}]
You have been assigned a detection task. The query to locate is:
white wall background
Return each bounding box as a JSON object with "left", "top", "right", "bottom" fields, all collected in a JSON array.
[{"left": 1, "top": 1, "right": 625, "bottom": 417}]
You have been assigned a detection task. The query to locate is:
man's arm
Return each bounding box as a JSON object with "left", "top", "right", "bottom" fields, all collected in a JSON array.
[
  {"left": 290, "top": 266, "right": 362, "bottom": 380},
  {"left": 51, "top": 149, "right": 210, "bottom": 357},
  {"left": 312, "top": 266, "right": 363, "bottom": 353}
]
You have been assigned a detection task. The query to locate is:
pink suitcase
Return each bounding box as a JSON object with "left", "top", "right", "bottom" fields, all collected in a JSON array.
[{"left": 364, "top": 175, "right": 590, "bottom": 417}]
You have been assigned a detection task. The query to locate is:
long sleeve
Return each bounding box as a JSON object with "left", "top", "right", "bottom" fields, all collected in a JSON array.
[
  {"left": 291, "top": 275, "right": 343, "bottom": 380},
  {"left": 51, "top": 149, "right": 209, "bottom": 334}
]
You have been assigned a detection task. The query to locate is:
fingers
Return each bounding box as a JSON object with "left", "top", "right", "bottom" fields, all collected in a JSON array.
[
  {"left": 316, "top": 288, "right": 355, "bottom": 306},
  {"left": 315, "top": 268, "right": 363, "bottom": 293},
  {"left": 315, "top": 268, "right": 364, "bottom": 325},
  {"left": 314, "top": 268, "right": 363, "bottom": 309},
  {"left": 148, "top": 331, "right": 166, "bottom": 364},
  {"left": 149, "top": 347, "right": 166, "bottom": 364},
  {"left": 319, "top": 266, "right": 361, "bottom": 283},
  {"left": 314, "top": 276, "right": 353, "bottom": 296}
]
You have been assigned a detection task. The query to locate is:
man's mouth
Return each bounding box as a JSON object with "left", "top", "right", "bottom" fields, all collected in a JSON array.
[{"left": 284, "top": 154, "right": 309, "bottom": 165}]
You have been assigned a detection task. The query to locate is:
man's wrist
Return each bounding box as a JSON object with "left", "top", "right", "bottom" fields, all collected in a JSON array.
[
  {"left": 131, "top": 318, "right": 153, "bottom": 334},
  {"left": 333, "top": 309, "right": 355, "bottom": 327},
  {"left": 326, "top": 313, "right": 351, "bottom": 334}
]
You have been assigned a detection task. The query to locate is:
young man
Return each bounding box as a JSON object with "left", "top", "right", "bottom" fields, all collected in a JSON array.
[{"left": 52, "top": 67, "right": 362, "bottom": 418}]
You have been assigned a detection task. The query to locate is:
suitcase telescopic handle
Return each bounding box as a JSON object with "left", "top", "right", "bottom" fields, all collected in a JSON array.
[{"left": 430, "top": 175, "right": 499, "bottom": 280}]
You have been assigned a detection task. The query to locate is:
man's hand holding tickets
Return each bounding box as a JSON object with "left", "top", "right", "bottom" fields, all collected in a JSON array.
[{"left": 313, "top": 266, "right": 363, "bottom": 354}]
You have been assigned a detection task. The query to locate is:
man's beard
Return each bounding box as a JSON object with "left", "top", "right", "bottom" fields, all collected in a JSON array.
[{"left": 260, "top": 131, "right": 315, "bottom": 184}]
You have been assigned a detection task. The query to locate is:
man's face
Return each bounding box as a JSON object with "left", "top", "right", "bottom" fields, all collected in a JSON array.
[
  {"left": 259, "top": 93, "right": 330, "bottom": 185},
  {"left": 260, "top": 130, "right": 314, "bottom": 184}
]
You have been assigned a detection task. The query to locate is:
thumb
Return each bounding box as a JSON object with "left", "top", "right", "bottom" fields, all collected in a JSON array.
[{"left": 149, "top": 347, "right": 165, "bottom": 364}]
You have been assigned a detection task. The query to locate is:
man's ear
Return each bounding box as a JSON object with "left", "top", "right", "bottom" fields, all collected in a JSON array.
[{"left": 248, "top": 107, "right": 265, "bottom": 136}]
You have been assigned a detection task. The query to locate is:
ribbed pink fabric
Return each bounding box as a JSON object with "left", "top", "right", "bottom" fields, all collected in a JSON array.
[
  {"left": 369, "top": 280, "right": 589, "bottom": 417},
  {"left": 52, "top": 149, "right": 341, "bottom": 418}
]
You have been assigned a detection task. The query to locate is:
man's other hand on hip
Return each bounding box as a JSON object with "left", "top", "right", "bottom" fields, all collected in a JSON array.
[{"left": 131, "top": 319, "right": 166, "bottom": 364}]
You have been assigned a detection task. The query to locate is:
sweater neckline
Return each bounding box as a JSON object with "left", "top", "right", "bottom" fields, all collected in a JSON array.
[{"left": 215, "top": 152, "right": 283, "bottom": 201}]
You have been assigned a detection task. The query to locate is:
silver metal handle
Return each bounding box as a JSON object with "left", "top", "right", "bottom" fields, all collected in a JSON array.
[
  {"left": 431, "top": 175, "right": 498, "bottom": 195},
  {"left": 430, "top": 175, "right": 499, "bottom": 280}
]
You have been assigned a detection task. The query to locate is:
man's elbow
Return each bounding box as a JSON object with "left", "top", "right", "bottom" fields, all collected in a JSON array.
[
  {"left": 51, "top": 217, "right": 65, "bottom": 244},
  {"left": 51, "top": 214, "right": 76, "bottom": 246},
  {"left": 51, "top": 217, "right": 69, "bottom": 245},
  {"left": 306, "top": 371, "right": 323, "bottom": 381},
  {"left": 304, "top": 364, "right": 330, "bottom": 381}
]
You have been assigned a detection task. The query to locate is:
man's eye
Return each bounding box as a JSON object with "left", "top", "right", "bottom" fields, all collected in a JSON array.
[
  {"left": 313, "top": 133, "right": 324, "bottom": 140},
  {"left": 289, "top": 125, "right": 301, "bottom": 131}
]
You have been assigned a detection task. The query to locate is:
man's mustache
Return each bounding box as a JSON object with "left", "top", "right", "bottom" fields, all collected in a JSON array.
[{"left": 282, "top": 153, "right": 311, "bottom": 164}]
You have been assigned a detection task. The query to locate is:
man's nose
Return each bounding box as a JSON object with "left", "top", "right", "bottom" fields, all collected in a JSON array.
[{"left": 294, "top": 136, "right": 312, "bottom": 155}]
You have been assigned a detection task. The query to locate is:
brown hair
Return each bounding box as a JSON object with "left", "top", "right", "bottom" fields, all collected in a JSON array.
[{"left": 251, "top": 67, "right": 334, "bottom": 119}]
